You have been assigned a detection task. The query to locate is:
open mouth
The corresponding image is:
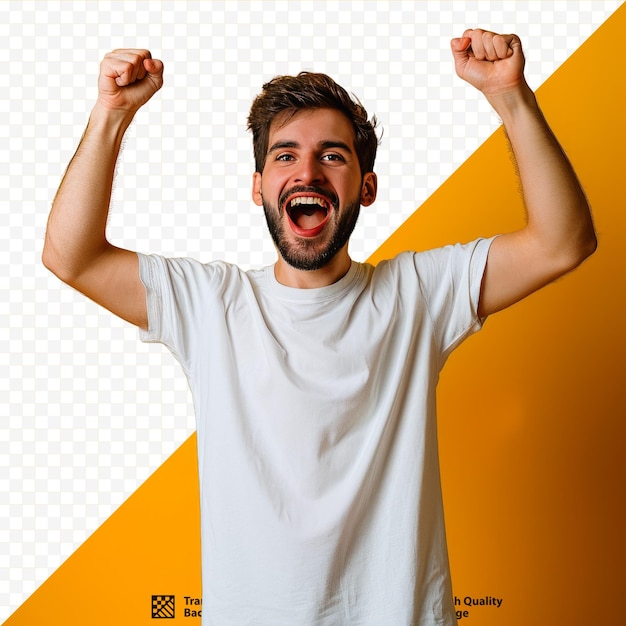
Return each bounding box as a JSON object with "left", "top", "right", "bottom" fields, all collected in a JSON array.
[{"left": 285, "top": 194, "right": 332, "bottom": 237}]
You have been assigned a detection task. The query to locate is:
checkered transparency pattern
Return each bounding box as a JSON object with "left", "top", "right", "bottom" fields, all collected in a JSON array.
[
  {"left": 152, "top": 595, "right": 176, "bottom": 619},
  {"left": 0, "top": 0, "right": 620, "bottom": 619}
]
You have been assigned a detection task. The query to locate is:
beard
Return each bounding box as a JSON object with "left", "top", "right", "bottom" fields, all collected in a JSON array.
[{"left": 262, "top": 186, "right": 361, "bottom": 272}]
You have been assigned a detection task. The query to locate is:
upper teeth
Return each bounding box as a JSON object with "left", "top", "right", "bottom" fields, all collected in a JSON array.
[{"left": 290, "top": 196, "right": 326, "bottom": 207}]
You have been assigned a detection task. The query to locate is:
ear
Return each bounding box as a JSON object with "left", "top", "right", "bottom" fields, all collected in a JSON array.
[
  {"left": 252, "top": 172, "right": 263, "bottom": 206},
  {"left": 360, "top": 172, "right": 377, "bottom": 207}
]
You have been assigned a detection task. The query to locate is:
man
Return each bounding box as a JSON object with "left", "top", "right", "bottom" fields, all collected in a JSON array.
[{"left": 43, "top": 30, "right": 596, "bottom": 625}]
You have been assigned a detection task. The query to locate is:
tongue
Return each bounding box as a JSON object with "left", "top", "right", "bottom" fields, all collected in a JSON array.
[{"left": 292, "top": 207, "right": 327, "bottom": 229}]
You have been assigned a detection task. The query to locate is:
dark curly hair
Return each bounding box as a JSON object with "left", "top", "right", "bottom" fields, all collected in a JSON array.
[{"left": 247, "top": 72, "right": 380, "bottom": 176}]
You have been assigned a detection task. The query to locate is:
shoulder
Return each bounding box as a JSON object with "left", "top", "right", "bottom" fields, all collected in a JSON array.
[
  {"left": 411, "top": 238, "right": 494, "bottom": 269},
  {"left": 368, "top": 238, "right": 494, "bottom": 304},
  {"left": 138, "top": 253, "right": 252, "bottom": 290},
  {"left": 371, "top": 239, "right": 488, "bottom": 276},
  {"left": 386, "top": 238, "right": 494, "bottom": 278}
]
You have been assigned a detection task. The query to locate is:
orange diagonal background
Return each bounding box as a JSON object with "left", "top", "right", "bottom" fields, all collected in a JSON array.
[{"left": 6, "top": 5, "right": 625, "bottom": 624}]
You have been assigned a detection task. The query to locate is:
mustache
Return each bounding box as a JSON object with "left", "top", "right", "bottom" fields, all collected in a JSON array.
[{"left": 278, "top": 186, "right": 339, "bottom": 212}]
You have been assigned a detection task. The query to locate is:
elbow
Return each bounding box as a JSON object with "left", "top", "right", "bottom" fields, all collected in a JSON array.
[
  {"left": 42, "top": 249, "right": 68, "bottom": 284},
  {"left": 42, "top": 238, "right": 79, "bottom": 285},
  {"left": 574, "top": 227, "right": 598, "bottom": 266},
  {"left": 583, "top": 232, "right": 598, "bottom": 261},
  {"left": 576, "top": 200, "right": 598, "bottom": 263},
  {"left": 536, "top": 225, "right": 597, "bottom": 281},
  {"left": 560, "top": 194, "right": 598, "bottom": 270},
  {"left": 42, "top": 241, "right": 60, "bottom": 277},
  {"left": 559, "top": 228, "right": 597, "bottom": 275}
]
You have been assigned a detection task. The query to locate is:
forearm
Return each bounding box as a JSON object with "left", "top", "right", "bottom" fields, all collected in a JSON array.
[
  {"left": 489, "top": 84, "right": 597, "bottom": 266},
  {"left": 451, "top": 29, "right": 597, "bottom": 315},
  {"left": 43, "top": 104, "right": 135, "bottom": 282}
]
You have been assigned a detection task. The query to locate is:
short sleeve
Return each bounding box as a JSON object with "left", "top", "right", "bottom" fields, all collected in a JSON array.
[
  {"left": 137, "top": 253, "right": 192, "bottom": 371},
  {"left": 138, "top": 253, "right": 225, "bottom": 374},
  {"left": 412, "top": 237, "right": 496, "bottom": 361}
]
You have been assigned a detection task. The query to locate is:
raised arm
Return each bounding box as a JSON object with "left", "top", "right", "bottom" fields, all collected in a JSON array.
[
  {"left": 42, "top": 49, "right": 164, "bottom": 329},
  {"left": 450, "top": 30, "right": 597, "bottom": 317}
]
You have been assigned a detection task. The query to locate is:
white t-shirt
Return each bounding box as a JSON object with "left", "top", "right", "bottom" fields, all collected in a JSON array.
[{"left": 138, "top": 237, "right": 493, "bottom": 626}]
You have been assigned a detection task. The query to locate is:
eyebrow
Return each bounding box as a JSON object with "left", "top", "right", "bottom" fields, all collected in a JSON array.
[{"left": 267, "top": 140, "right": 354, "bottom": 155}]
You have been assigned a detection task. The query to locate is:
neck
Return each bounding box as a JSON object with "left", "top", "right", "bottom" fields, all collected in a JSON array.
[{"left": 273, "top": 246, "right": 352, "bottom": 288}]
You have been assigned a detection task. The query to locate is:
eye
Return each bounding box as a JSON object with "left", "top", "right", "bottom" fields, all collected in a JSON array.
[
  {"left": 321, "top": 153, "right": 345, "bottom": 162},
  {"left": 276, "top": 153, "right": 295, "bottom": 162}
]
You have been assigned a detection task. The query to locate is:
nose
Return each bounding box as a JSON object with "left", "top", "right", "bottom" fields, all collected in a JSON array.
[{"left": 293, "top": 154, "right": 325, "bottom": 186}]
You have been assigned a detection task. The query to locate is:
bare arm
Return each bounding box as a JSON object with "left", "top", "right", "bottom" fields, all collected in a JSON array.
[
  {"left": 42, "top": 49, "right": 164, "bottom": 329},
  {"left": 450, "top": 30, "right": 597, "bottom": 317}
]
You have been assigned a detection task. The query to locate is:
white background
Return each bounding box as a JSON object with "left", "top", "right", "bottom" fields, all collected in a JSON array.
[{"left": 1, "top": 0, "right": 622, "bottom": 619}]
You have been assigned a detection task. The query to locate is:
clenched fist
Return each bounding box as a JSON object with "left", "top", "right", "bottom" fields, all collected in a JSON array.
[
  {"left": 450, "top": 29, "right": 526, "bottom": 98},
  {"left": 97, "top": 48, "right": 164, "bottom": 113}
]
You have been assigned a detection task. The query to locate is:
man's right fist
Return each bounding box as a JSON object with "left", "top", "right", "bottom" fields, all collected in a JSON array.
[{"left": 97, "top": 49, "right": 164, "bottom": 113}]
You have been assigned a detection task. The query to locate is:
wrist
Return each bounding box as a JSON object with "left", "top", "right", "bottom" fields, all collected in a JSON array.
[
  {"left": 89, "top": 101, "right": 136, "bottom": 136},
  {"left": 486, "top": 81, "right": 539, "bottom": 122}
]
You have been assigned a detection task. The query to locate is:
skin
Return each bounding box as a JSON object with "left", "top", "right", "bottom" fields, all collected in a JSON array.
[
  {"left": 43, "top": 49, "right": 163, "bottom": 329},
  {"left": 252, "top": 108, "right": 377, "bottom": 288},
  {"left": 42, "top": 30, "right": 596, "bottom": 328},
  {"left": 450, "top": 30, "right": 596, "bottom": 316}
]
